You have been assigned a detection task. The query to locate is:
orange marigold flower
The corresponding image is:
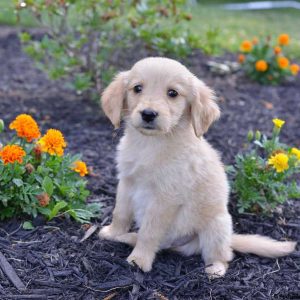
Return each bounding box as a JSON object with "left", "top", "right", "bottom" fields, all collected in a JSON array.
[
  {"left": 278, "top": 34, "right": 289, "bottom": 46},
  {"left": 72, "top": 160, "right": 88, "bottom": 177},
  {"left": 255, "top": 60, "right": 268, "bottom": 72},
  {"left": 9, "top": 114, "right": 40, "bottom": 142},
  {"left": 240, "top": 40, "right": 252, "bottom": 52},
  {"left": 37, "top": 193, "right": 50, "bottom": 207},
  {"left": 290, "top": 64, "right": 299, "bottom": 76},
  {"left": 37, "top": 129, "right": 67, "bottom": 156},
  {"left": 238, "top": 54, "right": 245, "bottom": 63},
  {"left": 277, "top": 56, "right": 289, "bottom": 69},
  {"left": 0, "top": 144, "right": 26, "bottom": 165},
  {"left": 274, "top": 46, "right": 281, "bottom": 55}
]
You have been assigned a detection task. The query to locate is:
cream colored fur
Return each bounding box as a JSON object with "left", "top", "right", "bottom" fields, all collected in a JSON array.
[{"left": 99, "top": 57, "right": 296, "bottom": 278}]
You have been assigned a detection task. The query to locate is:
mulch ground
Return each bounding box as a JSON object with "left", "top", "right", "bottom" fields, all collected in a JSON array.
[{"left": 0, "top": 27, "right": 299, "bottom": 300}]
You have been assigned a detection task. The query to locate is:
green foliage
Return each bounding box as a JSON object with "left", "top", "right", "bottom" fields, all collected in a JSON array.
[
  {"left": 16, "top": 0, "right": 201, "bottom": 95},
  {"left": 229, "top": 119, "right": 300, "bottom": 214},
  {"left": 200, "top": 26, "right": 221, "bottom": 55},
  {"left": 0, "top": 115, "right": 101, "bottom": 223},
  {"left": 239, "top": 34, "right": 299, "bottom": 84}
]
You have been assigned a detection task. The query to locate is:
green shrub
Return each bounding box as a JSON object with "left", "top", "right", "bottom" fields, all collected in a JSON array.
[
  {"left": 0, "top": 114, "right": 100, "bottom": 223},
  {"left": 16, "top": 0, "right": 198, "bottom": 95},
  {"left": 238, "top": 34, "right": 299, "bottom": 84},
  {"left": 229, "top": 118, "right": 300, "bottom": 214}
]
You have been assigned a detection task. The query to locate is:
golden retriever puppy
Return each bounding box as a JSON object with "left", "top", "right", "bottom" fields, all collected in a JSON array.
[{"left": 99, "top": 57, "right": 296, "bottom": 278}]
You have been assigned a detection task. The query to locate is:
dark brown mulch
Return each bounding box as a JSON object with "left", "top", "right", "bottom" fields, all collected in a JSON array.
[{"left": 0, "top": 27, "right": 299, "bottom": 300}]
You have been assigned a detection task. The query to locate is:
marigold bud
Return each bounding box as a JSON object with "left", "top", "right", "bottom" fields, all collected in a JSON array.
[
  {"left": 238, "top": 54, "right": 245, "bottom": 64},
  {"left": 37, "top": 193, "right": 50, "bottom": 207},
  {"left": 101, "top": 11, "right": 118, "bottom": 22},
  {"left": 183, "top": 13, "right": 192, "bottom": 21},
  {"left": 0, "top": 119, "right": 4, "bottom": 133},
  {"left": 255, "top": 130, "right": 261, "bottom": 141},
  {"left": 252, "top": 37, "right": 259, "bottom": 45},
  {"left": 33, "top": 144, "right": 42, "bottom": 160},
  {"left": 247, "top": 130, "right": 254, "bottom": 142},
  {"left": 158, "top": 7, "right": 169, "bottom": 17},
  {"left": 129, "top": 18, "right": 138, "bottom": 28},
  {"left": 25, "top": 163, "right": 35, "bottom": 174}
]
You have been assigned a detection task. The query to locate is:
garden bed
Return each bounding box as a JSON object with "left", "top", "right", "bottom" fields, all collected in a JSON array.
[{"left": 0, "top": 27, "right": 299, "bottom": 300}]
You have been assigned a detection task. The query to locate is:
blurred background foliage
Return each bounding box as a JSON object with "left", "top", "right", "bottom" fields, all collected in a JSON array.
[{"left": 0, "top": 0, "right": 299, "bottom": 94}]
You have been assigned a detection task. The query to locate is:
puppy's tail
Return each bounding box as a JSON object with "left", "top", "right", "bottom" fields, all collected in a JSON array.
[{"left": 232, "top": 234, "right": 296, "bottom": 258}]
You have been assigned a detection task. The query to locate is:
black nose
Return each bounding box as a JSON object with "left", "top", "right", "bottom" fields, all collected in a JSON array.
[{"left": 141, "top": 109, "right": 158, "bottom": 123}]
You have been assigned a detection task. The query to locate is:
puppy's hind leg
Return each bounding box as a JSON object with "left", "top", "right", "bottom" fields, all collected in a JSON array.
[
  {"left": 99, "top": 179, "right": 133, "bottom": 241},
  {"left": 199, "top": 213, "right": 234, "bottom": 278}
]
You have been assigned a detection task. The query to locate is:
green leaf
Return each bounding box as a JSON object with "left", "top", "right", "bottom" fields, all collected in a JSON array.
[
  {"left": 19, "top": 32, "right": 31, "bottom": 43},
  {"left": 13, "top": 178, "right": 23, "bottom": 187},
  {"left": 42, "top": 176, "right": 54, "bottom": 196},
  {"left": 23, "top": 221, "right": 34, "bottom": 230},
  {"left": 0, "top": 119, "right": 4, "bottom": 133},
  {"left": 48, "top": 200, "right": 68, "bottom": 220}
]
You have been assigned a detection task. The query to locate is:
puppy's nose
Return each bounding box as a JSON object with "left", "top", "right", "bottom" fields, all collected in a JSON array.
[{"left": 141, "top": 109, "right": 158, "bottom": 123}]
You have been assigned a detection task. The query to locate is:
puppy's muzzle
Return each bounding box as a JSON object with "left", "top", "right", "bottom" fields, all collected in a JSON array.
[{"left": 140, "top": 109, "right": 158, "bottom": 124}]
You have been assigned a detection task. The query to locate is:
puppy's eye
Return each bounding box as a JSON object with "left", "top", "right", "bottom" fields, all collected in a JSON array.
[
  {"left": 133, "top": 85, "right": 143, "bottom": 93},
  {"left": 167, "top": 89, "right": 178, "bottom": 98}
]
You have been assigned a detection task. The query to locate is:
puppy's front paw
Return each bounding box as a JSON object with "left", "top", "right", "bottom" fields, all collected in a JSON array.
[
  {"left": 205, "top": 261, "right": 228, "bottom": 279},
  {"left": 99, "top": 225, "right": 122, "bottom": 241},
  {"left": 127, "top": 250, "right": 154, "bottom": 272}
]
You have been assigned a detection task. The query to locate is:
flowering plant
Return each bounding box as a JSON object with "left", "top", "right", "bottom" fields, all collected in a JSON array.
[
  {"left": 0, "top": 114, "right": 100, "bottom": 223},
  {"left": 238, "top": 34, "right": 299, "bottom": 84},
  {"left": 229, "top": 118, "right": 300, "bottom": 213}
]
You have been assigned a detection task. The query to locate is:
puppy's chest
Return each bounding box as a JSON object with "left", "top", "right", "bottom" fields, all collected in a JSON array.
[{"left": 117, "top": 143, "right": 161, "bottom": 179}]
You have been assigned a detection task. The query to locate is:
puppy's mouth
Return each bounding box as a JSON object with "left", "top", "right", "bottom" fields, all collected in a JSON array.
[
  {"left": 142, "top": 124, "right": 156, "bottom": 130},
  {"left": 135, "top": 122, "right": 163, "bottom": 135}
]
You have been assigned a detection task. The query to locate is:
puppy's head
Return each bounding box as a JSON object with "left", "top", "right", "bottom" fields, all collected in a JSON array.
[{"left": 101, "top": 57, "right": 220, "bottom": 137}]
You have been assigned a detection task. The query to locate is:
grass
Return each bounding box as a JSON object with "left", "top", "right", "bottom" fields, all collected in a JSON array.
[
  {"left": 188, "top": 3, "right": 300, "bottom": 59},
  {"left": 0, "top": 0, "right": 300, "bottom": 59}
]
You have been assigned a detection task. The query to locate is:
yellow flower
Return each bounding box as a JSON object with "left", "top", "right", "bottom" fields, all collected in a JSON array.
[
  {"left": 268, "top": 153, "right": 289, "bottom": 173},
  {"left": 240, "top": 40, "right": 252, "bottom": 52},
  {"left": 0, "top": 144, "right": 26, "bottom": 165},
  {"left": 9, "top": 114, "right": 41, "bottom": 142},
  {"left": 291, "top": 148, "right": 300, "bottom": 160},
  {"left": 278, "top": 34, "right": 289, "bottom": 46},
  {"left": 290, "top": 64, "right": 299, "bottom": 76},
  {"left": 72, "top": 160, "right": 88, "bottom": 177},
  {"left": 255, "top": 60, "right": 268, "bottom": 72},
  {"left": 272, "top": 118, "right": 285, "bottom": 129},
  {"left": 274, "top": 46, "right": 281, "bottom": 55},
  {"left": 37, "top": 129, "right": 67, "bottom": 156},
  {"left": 277, "top": 57, "right": 289, "bottom": 69}
]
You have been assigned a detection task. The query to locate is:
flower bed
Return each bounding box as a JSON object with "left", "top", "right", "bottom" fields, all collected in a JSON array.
[{"left": 0, "top": 28, "right": 299, "bottom": 300}]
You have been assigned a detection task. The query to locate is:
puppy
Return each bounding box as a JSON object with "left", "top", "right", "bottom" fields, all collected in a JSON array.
[{"left": 99, "top": 57, "right": 296, "bottom": 277}]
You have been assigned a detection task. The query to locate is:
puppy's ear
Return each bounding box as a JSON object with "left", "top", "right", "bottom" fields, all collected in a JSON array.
[
  {"left": 191, "top": 78, "right": 220, "bottom": 137},
  {"left": 101, "top": 71, "right": 129, "bottom": 128}
]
